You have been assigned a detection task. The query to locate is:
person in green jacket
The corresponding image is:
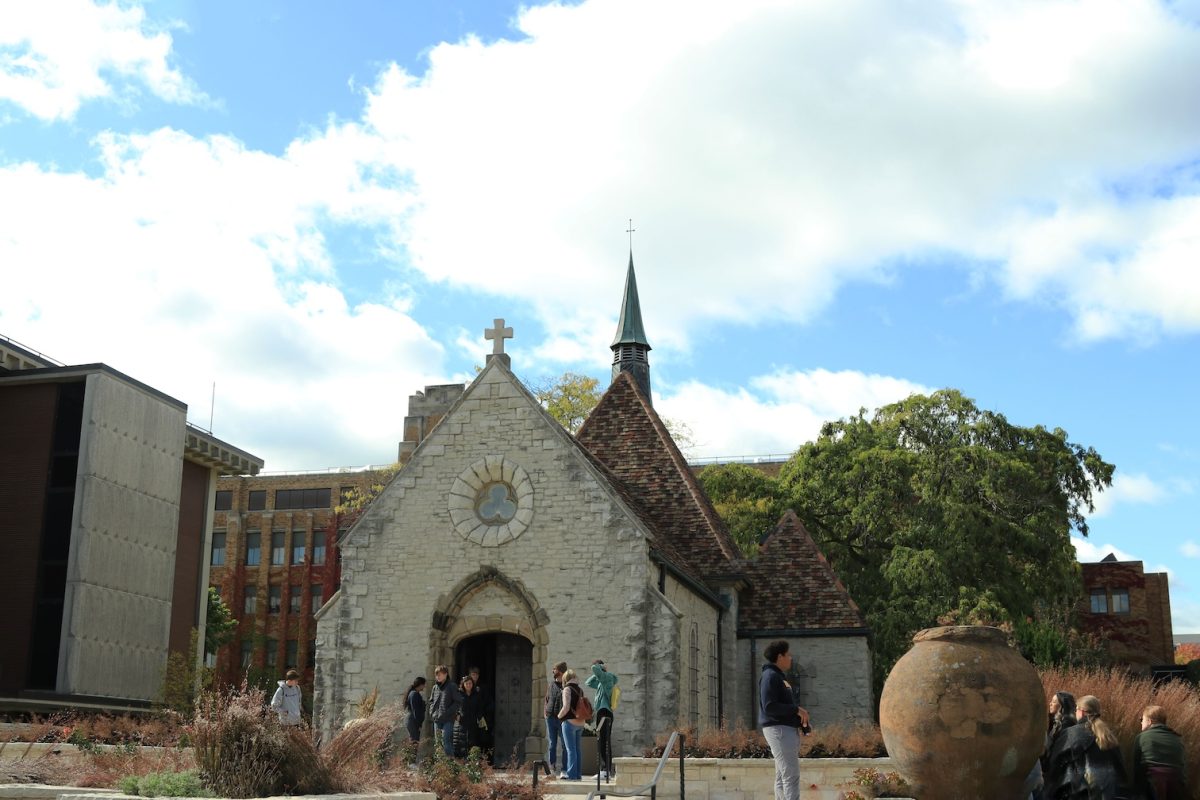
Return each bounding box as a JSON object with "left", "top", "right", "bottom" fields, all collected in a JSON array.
[
  {"left": 586, "top": 659, "right": 619, "bottom": 781},
  {"left": 1133, "top": 704, "right": 1188, "bottom": 800}
]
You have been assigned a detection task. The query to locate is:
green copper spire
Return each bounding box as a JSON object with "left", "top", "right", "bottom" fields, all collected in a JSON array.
[
  {"left": 611, "top": 253, "right": 651, "bottom": 348},
  {"left": 611, "top": 251, "right": 652, "bottom": 403}
]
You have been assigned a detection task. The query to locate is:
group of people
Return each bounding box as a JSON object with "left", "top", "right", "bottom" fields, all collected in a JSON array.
[
  {"left": 543, "top": 659, "right": 619, "bottom": 781},
  {"left": 401, "top": 658, "right": 619, "bottom": 778},
  {"left": 404, "top": 665, "right": 494, "bottom": 759},
  {"left": 1031, "top": 691, "right": 1188, "bottom": 800}
]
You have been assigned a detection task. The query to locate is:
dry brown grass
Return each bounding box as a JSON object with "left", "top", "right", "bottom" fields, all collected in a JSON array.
[
  {"left": 1040, "top": 666, "right": 1200, "bottom": 788},
  {"left": 644, "top": 720, "right": 885, "bottom": 759}
]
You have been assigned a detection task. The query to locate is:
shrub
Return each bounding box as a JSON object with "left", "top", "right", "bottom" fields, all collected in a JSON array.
[
  {"left": 118, "top": 769, "right": 212, "bottom": 797},
  {"left": 1039, "top": 666, "right": 1200, "bottom": 789},
  {"left": 191, "top": 682, "right": 330, "bottom": 797},
  {"left": 838, "top": 766, "right": 911, "bottom": 799}
]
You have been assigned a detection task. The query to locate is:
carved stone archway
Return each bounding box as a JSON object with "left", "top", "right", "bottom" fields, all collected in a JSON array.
[{"left": 429, "top": 567, "right": 550, "bottom": 756}]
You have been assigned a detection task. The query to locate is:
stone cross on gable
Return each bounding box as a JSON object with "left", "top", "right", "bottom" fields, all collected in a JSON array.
[{"left": 484, "top": 318, "right": 513, "bottom": 366}]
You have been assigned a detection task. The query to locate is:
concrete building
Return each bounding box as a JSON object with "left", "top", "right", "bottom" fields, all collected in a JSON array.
[
  {"left": 0, "top": 335, "right": 262, "bottom": 710},
  {"left": 1080, "top": 553, "right": 1174, "bottom": 671}
]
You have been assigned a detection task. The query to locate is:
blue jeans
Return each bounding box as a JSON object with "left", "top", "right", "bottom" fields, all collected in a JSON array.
[
  {"left": 434, "top": 721, "right": 455, "bottom": 757},
  {"left": 546, "top": 716, "right": 563, "bottom": 772},
  {"left": 561, "top": 720, "right": 583, "bottom": 780}
]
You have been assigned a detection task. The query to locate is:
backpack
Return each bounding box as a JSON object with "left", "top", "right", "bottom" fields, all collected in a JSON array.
[
  {"left": 610, "top": 685, "right": 621, "bottom": 711},
  {"left": 573, "top": 685, "right": 594, "bottom": 721}
]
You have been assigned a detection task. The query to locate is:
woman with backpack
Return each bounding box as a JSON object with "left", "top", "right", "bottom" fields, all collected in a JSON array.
[
  {"left": 556, "top": 668, "right": 589, "bottom": 780},
  {"left": 404, "top": 676, "right": 426, "bottom": 742},
  {"left": 586, "top": 659, "right": 619, "bottom": 782}
]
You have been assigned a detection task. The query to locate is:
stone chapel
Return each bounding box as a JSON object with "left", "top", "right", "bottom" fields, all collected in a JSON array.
[{"left": 313, "top": 257, "right": 872, "bottom": 757}]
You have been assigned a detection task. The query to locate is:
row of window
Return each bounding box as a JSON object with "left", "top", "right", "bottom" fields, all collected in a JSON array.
[
  {"left": 211, "top": 530, "right": 327, "bottom": 567},
  {"left": 1090, "top": 587, "right": 1131, "bottom": 615},
  {"left": 240, "top": 638, "right": 315, "bottom": 669},
  {"left": 242, "top": 583, "right": 324, "bottom": 616},
  {"left": 215, "top": 486, "right": 350, "bottom": 512}
]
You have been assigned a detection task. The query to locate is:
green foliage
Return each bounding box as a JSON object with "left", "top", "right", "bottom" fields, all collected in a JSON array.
[
  {"left": 119, "top": 770, "right": 212, "bottom": 797},
  {"left": 159, "top": 629, "right": 213, "bottom": 718},
  {"left": 335, "top": 463, "right": 402, "bottom": 518},
  {"left": 781, "top": 389, "right": 1112, "bottom": 695},
  {"left": 204, "top": 587, "right": 236, "bottom": 656},
  {"left": 704, "top": 390, "right": 1113, "bottom": 699},
  {"left": 698, "top": 463, "right": 786, "bottom": 556},
  {"left": 532, "top": 372, "right": 601, "bottom": 433}
]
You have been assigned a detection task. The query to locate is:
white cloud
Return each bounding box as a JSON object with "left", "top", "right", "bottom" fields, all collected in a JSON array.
[
  {"left": 0, "top": 127, "right": 442, "bottom": 469},
  {"left": 0, "top": 0, "right": 205, "bottom": 121},
  {"left": 1089, "top": 472, "right": 1170, "bottom": 518},
  {"left": 1183, "top": 541, "right": 1200, "bottom": 558},
  {"left": 1071, "top": 536, "right": 1137, "bottom": 563},
  {"left": 341, "top": 0, "right": 1200, "bottom": 346},
  {"left": 655, "top": 368, "right": 931, "bottom": 459}
]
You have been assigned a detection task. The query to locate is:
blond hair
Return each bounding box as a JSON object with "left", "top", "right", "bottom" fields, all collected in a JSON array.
[
  {"left": 561, "top": 668, "right": 577, "bottom": 683},
  {"left": 1078, "top": 695, "right": 1118, "bottom": 750}
]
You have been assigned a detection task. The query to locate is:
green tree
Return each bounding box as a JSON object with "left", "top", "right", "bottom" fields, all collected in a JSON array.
[
  {"left": 698, "top": 463, "right": 786, "bottom": 556},
  {"left": 204, "top": 586, "right": 236, "bottom": 656},
  {"left": 709, "top": 389, "right": 1113, "bottom": 696},
  {"left": 532, "top": 372, "right": 601, "bottom": 433}
]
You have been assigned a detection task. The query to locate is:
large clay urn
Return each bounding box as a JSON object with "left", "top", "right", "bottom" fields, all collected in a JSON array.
[{"left": 879, "top": 626, "right": 1044, "bottom": 800}]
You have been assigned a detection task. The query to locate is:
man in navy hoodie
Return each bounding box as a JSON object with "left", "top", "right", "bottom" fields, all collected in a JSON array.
[{"left": 759, "top": 641, "right": 810, "bottom": 800}]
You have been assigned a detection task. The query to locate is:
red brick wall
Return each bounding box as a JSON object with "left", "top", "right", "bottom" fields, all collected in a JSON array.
[
  {"left": 1080, "top": 560, "right": 1174, "bottom": 669},
  {"left": 209, "top": 471, "right": 383, "bottom": 685}
]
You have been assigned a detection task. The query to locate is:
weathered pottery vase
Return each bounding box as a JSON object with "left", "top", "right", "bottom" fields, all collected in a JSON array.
[{"left": 879, "top": 626, "right": 1044, "bottom": 800}]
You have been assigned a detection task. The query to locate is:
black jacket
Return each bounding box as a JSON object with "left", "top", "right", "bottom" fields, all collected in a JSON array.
[{"left": 758, "top": 663, "right": 800, "bottom": 728}]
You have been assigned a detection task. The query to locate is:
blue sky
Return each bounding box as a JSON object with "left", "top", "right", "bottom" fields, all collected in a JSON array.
[{"left": 2, "top": 0, "right": 1199, "bottom": 633}]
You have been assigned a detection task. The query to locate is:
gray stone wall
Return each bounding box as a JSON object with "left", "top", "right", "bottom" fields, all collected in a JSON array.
[
  {"left": 59, "top": 372, "right": 185, "bottom": 700},
  {"left": 737, "top": 635, "right": 873, "bottom": 726},
  {"left": 315, "top": 364, "right": 702, "bottom": 752},
  {"left": 661, "top": 574, "right": 720, "bottom": 731}
]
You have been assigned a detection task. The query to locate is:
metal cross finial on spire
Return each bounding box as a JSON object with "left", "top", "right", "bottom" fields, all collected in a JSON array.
[{"left": 626, "top": 218, "right": 636, "bottom": 252}]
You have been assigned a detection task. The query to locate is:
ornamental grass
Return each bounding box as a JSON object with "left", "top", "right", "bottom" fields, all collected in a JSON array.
[{"left": 1039, "top": 665, "right": 1200, "bottom": 789}]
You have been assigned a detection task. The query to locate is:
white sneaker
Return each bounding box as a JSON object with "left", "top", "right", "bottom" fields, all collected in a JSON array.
[
  {"left": 558, "top": 772, "right": 568, "bottom": 780},
  {"left": 600, "top": 771, "right": 609, "bottom": 782}
]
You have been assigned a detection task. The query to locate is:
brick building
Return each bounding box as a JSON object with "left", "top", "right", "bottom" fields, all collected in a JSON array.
[
  {"left": 1080, "top": 553, "right": 1174, "bottom": 670},
  {"left": 0, "top": 335, "right": 261, "bottom": 709},
  {"left": 209, "top": 383, "right": 465, "bottom": 687}
]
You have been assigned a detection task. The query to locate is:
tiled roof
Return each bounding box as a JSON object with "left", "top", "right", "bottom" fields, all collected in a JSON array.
[
  {"left": 739, "top": 510, "right": 867, "bottom": 633},
  {"left": 576, "top": 372, "right": 744, "bottom": 582}
]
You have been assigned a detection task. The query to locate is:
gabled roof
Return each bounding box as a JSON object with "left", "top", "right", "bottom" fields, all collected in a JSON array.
[
  {"left": 739, "top": 510, "right": 867, "bottom": 634},
  {"left": 576, "top": 371, "right": 744, "bottom": 582}
]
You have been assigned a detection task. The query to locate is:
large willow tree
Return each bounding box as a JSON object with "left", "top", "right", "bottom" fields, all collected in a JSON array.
[{"left": 701, "top": 389, "right": 1114, "bottom": 693}]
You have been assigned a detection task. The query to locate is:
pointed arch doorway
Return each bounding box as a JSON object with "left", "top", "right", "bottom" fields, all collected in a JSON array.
[{"left": 455, "top": 632, "right": 533, "bottom": 765}]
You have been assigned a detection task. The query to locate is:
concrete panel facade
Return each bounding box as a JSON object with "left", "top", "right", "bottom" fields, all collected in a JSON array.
[{"left": 58, "top": 372, "right": 186, "bottom": 700}]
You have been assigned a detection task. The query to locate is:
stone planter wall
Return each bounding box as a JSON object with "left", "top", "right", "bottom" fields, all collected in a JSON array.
[{"left": 611, "top": 756, "right": 910, "bottom": 800}]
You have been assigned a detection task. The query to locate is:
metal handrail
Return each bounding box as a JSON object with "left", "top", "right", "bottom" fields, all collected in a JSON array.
[{"left": 586, "top": 730, "right": 685, "bottom": 800}]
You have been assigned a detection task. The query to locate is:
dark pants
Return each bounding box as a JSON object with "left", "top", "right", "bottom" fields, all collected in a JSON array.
[
  {"left": 1146, "top": 766, "right": 1187, "bottom": 800},
  {"left": 596, "top": 708, "right": 615, "bottom": 775}
]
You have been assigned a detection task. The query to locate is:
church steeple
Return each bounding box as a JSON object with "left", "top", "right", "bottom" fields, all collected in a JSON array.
[{"left": 611, "top": 251, "right": 652, "bottom": 403}]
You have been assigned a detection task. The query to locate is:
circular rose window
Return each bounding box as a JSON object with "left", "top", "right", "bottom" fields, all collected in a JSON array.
[{"left": 448, "top": 456, "right": 533, "bottom": 546}]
